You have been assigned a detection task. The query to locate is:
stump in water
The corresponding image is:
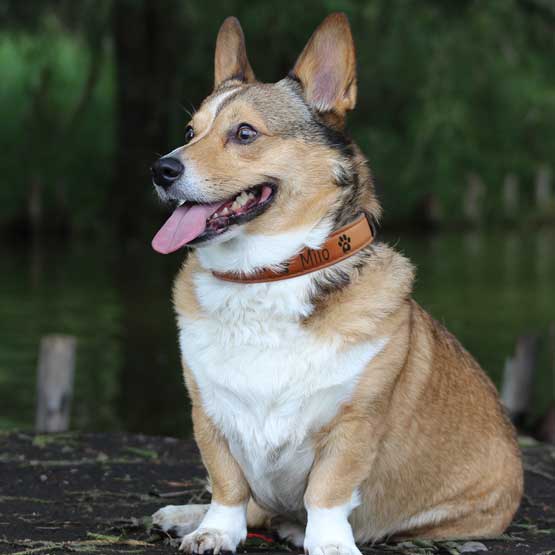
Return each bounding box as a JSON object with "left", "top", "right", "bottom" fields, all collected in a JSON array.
[{"left": 35, "top": 334, "right": 77, "bottom": 432}]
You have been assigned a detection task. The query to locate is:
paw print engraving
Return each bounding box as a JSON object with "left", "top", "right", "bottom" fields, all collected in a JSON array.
[{"left": 338, "top": 234, "right": 351, "bottom": 253}]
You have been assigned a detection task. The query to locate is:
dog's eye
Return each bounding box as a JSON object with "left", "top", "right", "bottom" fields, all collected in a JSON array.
[
  {"left": 235, "top": 124, "right": 257, "bottom": 144},
  {"left": 184, "top": 125, "right": 194, "bottom": 145}
]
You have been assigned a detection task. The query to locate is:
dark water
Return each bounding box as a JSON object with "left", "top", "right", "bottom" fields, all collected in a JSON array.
[{"left": 1, "top": 229, "right": 554, "bottom": 438}]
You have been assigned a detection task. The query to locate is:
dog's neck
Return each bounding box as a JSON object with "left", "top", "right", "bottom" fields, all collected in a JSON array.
[
  {"left": 196, "top": 218, "right": 334, "bottom": 276},
  {"left": 193, "top": 213, "right": 378, "bottom": 306},
  {"left": 211, "top": 215, "right": 374, "bottom": 284}
]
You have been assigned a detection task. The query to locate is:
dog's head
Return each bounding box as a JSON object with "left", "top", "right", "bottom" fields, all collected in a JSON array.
[{"left": 151, "top": 13, "right": 380, "bottom": 271}]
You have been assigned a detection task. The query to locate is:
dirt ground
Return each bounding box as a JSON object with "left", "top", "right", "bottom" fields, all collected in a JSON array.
[{"left": 0, "top": 432, "right": 553, "bottom": 555}]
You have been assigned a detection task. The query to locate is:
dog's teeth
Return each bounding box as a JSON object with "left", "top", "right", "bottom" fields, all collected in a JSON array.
[
  {"left": 237, "top": 196, "right": 247, "bottom": 207},
  {"left": 231, "top": 201, "right": 240, "bottom": 210},
  {"left": 222, "top": 207, "right": 230, "bottom": 215}
]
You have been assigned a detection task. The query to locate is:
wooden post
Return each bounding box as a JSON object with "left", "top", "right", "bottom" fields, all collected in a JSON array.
[
  {"left": 35, "top": 335, "right": 77, "bottom": 433},
  {"left": 500, "top": 334, "right": 539, "bottom": 426}
]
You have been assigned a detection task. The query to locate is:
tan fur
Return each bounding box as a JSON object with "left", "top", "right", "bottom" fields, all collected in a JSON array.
[
  {"left": 175, "top": 245, "right": 522, "bottom": 541},
  {"left": 301, "top": 252, "right": 522, "bottom": 540},
  {"left": 173, "top": 257, "right": 202, "bottom": 320},
  {"left": 164, "top": 12, "right": 522, "bottom": 546}
]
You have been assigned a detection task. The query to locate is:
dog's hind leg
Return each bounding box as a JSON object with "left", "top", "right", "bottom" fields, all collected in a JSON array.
[
  {"left": 274, "top": 519, "right": 305, "bottom": 548},
  {"left": 249, "top": 503, "right": 305, "bottom": 548},
  {"left": 246, "top": 498, "right": 273, "bottom": 529}
]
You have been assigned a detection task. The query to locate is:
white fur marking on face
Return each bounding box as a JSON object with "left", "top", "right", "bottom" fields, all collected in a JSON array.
[
  {"left": 179, "top": 501, "right": 247, "bottom": 553},
  {"left": 304, "top": 491, "right": 362, "bottom": 555},
  {"left": 193, "top": 87, "right": 242, "bottom": 143}
]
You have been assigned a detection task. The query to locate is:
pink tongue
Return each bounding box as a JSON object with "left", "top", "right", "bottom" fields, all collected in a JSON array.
[
  {"left": 151, "top": 202, "right": 223, "bottom": 254},
  {"left": 260, "top": 184, "right": 272, "bottom": 203}
]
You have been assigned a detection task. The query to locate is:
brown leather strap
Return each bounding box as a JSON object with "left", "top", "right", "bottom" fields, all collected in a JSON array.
[{"left": 212, "top": 215, "right": 375, "bottom": 284}]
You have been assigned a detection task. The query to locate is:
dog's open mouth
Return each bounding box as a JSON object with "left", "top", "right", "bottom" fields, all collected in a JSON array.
[{"left": 152, "top": 184, "right": 275, "bottom": 254}]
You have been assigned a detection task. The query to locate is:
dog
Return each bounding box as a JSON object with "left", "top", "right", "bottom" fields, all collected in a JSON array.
[{"left": 149, "top": 13, "right": 523, "bottom": 555}]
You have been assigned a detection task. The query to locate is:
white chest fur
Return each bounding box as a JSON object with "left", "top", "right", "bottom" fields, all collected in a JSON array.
[{"left": 177, "top": 272, "right": 387, "bottom": 515}]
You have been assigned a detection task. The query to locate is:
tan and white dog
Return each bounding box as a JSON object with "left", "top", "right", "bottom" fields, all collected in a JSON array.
[{"left": 150, "top": 13, "right": 523, "bottom": 555}]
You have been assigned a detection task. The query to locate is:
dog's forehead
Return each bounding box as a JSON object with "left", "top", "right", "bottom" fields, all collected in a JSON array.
[
  {"left": 197, "top": 80, "right": 311, "bottom": 133},
  {"left": 191, "top": 85, "right": 243, "bottom": 135}
]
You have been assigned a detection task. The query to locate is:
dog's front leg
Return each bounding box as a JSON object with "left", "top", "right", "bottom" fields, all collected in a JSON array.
[
  {"left": 180, "top": 405, "right": 250, "bottom": 554},
  {"left": 303, "top": 417, "right": 378, "bottom": 555}
]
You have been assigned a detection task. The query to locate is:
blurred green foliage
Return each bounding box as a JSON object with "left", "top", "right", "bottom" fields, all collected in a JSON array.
[{"left": 1, "top": 0, "right": 554, "bottom": 234}]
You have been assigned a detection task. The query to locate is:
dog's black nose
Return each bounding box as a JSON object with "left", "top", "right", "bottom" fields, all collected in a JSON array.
[{"left": 151, "top": 157, "right": 184, "bottom": 189}]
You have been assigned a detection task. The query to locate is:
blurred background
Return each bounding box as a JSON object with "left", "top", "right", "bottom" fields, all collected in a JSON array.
[{"left": 0, "top": 0, "right": 554, "bottom": 438}]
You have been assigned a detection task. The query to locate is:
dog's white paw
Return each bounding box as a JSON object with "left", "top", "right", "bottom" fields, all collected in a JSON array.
[
  {"left": 304, "top": 543, "right": 362, "bottom": 555},
  {"left": 275, "top": 520, "right": 305, "bottom": 547},
  {"left": 304, "top": 499, "right": 361, "bottom": 555},
  {"left": 179, "top": 528, "right": 242, "bottom": 553},
  {"left": 152, "top": 504, "right": 209, "bottom": 538},
  {"left": 178, "top": 502, "right": 247, "bottom": 553}
]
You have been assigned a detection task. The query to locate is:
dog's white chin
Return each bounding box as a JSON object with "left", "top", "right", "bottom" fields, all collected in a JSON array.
[
  {"left": 196, "top": 220, "right": 333, "bottom": 275},
  {"left": 193, "top": 225, "right": 244, "bottom": 249}
]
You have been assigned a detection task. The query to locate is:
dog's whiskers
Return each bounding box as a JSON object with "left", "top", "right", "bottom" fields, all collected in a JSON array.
[{"left": 180, "top": 102, "right": 198, "bottom": 120}]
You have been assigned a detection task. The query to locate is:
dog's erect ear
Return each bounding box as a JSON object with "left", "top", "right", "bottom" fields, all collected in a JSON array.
[
  {"left": 291, "top": 13, "right": 357, "bottom": 116},
  {"left": 214, "top": 16, "right": 255, "bottom": 89}
]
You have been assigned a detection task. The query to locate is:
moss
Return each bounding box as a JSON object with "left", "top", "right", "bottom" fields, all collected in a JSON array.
[{"left": 121, "top": 447, "right": 159, "bottom": 460}]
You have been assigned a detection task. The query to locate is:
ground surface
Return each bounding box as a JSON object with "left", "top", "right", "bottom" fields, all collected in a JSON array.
[{"left": 0, "top": 432, "right": 553, "bottom": 555}]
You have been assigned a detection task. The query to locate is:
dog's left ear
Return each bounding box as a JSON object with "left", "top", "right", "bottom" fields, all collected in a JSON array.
[
  {"left": 291, "top": 13, "right": 357, "bottom": 118},
  {"left": 214, "top": 16, "right": 256, "bottom": 89}
]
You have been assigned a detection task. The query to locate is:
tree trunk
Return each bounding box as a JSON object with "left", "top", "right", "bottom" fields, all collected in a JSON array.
[{"left": 112, "top": 0, "right": 181, "bottom": 238}]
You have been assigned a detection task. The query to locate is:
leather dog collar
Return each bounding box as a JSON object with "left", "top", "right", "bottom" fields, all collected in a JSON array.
[{"left": 212, "top": 214, "right": 375, "bottom": 284}]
